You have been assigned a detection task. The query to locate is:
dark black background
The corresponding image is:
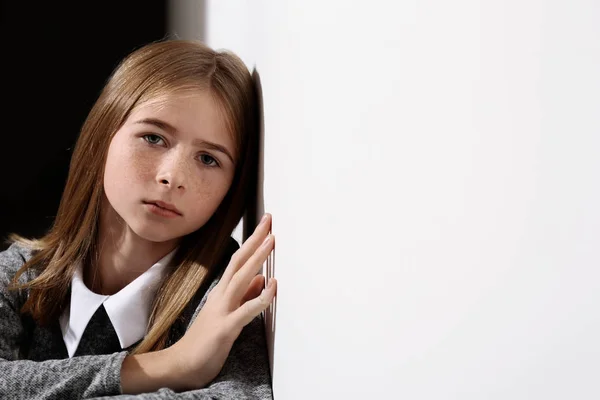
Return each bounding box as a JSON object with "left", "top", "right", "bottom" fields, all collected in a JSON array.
[{"left": 0, "top": 2, "right": 168, "bottom": 250}]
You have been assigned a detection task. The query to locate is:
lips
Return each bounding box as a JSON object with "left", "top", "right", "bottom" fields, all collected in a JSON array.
[{"left": 143, "top": 200, "right": 182, "bottom": 216}]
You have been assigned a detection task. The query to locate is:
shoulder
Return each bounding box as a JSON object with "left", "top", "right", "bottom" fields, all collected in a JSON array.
[
  {"left": 0, "top": 242, "right": 38, "bottom": 290},
  {"left": 0, "top": 242, "right": 37, "bottom": 276}
]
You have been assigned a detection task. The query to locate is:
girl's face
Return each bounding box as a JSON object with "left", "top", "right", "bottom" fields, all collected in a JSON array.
[{"left": 103, "top": 90, "right": 236, "bottom": 243}]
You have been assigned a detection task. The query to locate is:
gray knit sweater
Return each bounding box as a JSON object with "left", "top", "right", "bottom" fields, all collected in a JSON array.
[{"left": 0, "top": 241, "right": 273, "bottom": 399}]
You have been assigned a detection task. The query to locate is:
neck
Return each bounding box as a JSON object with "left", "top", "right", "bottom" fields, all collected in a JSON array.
[{"left": 87, "top": 199, "right": 178, "bottom": 295}]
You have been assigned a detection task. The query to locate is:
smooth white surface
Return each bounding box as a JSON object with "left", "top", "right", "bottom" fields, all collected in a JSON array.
[{"left": 205, "top": 1, "right": 600, "bottom": 398}]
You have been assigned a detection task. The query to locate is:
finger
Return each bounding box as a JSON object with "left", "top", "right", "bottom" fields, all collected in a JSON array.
[
  {"left": 227, "top": 234, "right": 274, "bottom": 302},
  {"left": 241, "top": 274, "right": 265, "bottom": 305},
  {"left": 232, "top": 278, "right": 277, "bottom": 327},
  {"left": 221, "top": 213, "right": 272, "bottom": 285}
]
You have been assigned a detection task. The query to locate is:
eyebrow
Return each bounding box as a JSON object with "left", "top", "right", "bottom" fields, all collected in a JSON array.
[{"left": 135, "top": 117, "right": 235, "bottom": 164}]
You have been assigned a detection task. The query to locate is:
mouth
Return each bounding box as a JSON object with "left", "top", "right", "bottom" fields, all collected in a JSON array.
[{"left": 143, "top": 200, "right": 183, "bottom": 216}]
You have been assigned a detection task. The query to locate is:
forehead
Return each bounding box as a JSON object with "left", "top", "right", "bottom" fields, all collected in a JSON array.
[{"left": 127, "top": 90, "right": 235, "bottom": 150}]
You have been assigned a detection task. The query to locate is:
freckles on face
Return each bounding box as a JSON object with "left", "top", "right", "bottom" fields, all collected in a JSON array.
[
  {"left": 102, "top": 90, "right": 237, "bottom": 243},
  {"left": 106, "top": 136, "right": 152, "bottom": 188}
]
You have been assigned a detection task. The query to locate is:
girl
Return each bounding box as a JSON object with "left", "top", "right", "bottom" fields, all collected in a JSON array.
[{"left": 0, "top": 39, "right": 277, "bottom": 399}]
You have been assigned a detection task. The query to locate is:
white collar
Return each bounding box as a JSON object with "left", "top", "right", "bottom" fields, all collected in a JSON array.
[{"left": 59, "top": 249, "right": 177, "bottom": 357}]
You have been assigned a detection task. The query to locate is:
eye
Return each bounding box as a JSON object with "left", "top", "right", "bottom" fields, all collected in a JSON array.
[
  {"left": 199, "top": 154, "right": 219, "bottom": 167},
  {"left": 143, "top": 134, "right": 165, "bottom": 146}
]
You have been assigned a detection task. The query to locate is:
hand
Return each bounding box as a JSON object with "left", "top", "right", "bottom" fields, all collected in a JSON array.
[{"left": 169, "top": 213, "right": 278, "bottom": 390}]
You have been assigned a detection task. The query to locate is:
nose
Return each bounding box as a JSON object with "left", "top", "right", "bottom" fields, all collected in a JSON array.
[
  {"left": 156, "top": 151, "right": 186, "bottom": 191},
  {"left": 158, "top": 177, "right": 183, "bottom": 190}
]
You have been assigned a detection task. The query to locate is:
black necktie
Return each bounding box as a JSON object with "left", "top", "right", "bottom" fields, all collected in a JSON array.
[{"left": 74, "top": 304, "right": 123, "bottom": 356}]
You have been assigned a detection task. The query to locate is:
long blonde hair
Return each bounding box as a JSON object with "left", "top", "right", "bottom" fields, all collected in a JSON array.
[{"left": 9, "top": 39, "right": 259, "bottom": 354}]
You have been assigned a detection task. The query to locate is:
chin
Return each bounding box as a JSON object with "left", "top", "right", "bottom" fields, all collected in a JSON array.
[{"left": 128, "top": 221, "right": 183, "bottom": 243}]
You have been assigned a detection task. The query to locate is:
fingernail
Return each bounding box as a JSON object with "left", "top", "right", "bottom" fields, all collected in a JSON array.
[{"left": 261, "top": 213, "right": 269, "bottom": 224}]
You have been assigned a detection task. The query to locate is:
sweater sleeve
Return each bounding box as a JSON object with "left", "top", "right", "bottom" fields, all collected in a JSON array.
[
  {"left": 88, "top": 314, "right": 273, "bottom": 400},
  {"left": 0, "top": 243, "right": 128, "bottom": 399}
]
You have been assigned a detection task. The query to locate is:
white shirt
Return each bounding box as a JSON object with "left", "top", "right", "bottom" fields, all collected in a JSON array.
[{"left": 59, "top": 249, "right": 176, "bottom": 357}]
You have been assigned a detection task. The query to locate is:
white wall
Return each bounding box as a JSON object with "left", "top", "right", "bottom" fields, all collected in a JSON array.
[{"left": 205, "top": 1, "right": 600, "bottom": 399}]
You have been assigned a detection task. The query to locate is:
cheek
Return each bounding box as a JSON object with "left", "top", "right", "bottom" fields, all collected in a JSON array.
[
  {"left": 104, "top": 141, "right": 155, "bottom": 192},
  {"left": 186, "top": 174, "right": 233, "bottom": 217}
]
